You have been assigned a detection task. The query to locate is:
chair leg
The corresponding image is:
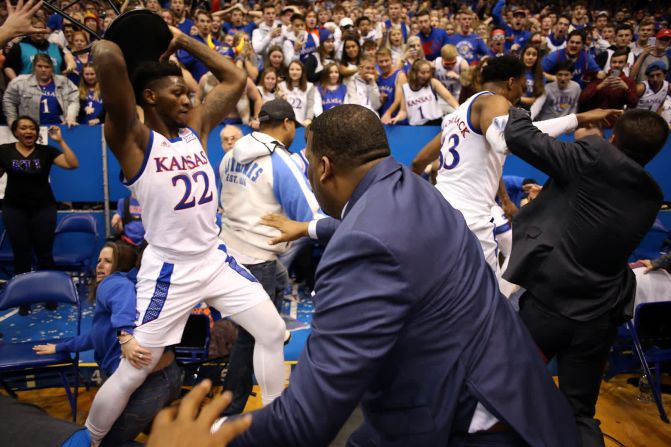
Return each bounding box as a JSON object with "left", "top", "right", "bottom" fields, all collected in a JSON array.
[
  {"left": 59, "top": 371, "right": 77, "bottom": 421},
  {"left": 0, "top": 378, "right": 17, "bottom": 398},
  {"left": 627, "top": 322, "right": 670, "bottom": 423},
  {"left": 73, "top": 363, "right": 79, "bottom": 422}
]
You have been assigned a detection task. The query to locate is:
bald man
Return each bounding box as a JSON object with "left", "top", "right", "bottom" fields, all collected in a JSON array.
[{"left": 220, "top": 125, "right": 244, "bottom": 152}]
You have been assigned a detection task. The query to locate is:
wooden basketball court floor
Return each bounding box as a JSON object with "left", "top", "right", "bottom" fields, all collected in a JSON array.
[{"left": 4, "top": 373, "right": 670, "bottom": 446}]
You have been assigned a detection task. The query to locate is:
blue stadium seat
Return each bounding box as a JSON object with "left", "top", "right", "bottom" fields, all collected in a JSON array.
[
  {"left": 53, "top": 214, "right": 99, "bottom": 288},
  {"left": 0, "top": 271, "right": 81, "bottom": 420},
  {"left": 626, "top": 301, "right": 671, "bottom": 423},
  {"left": 631, "top": 218, "right": 669, "bottom": 262}
]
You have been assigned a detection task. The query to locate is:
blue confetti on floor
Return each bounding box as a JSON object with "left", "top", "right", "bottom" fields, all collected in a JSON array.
[{"left": 0, "top": 283, "right": 316, "bottom": 365}]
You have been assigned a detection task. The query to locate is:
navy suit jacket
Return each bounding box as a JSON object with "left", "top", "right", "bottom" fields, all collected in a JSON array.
[{"left": 232, "top": 157, "right": 578, "bottom": 446}]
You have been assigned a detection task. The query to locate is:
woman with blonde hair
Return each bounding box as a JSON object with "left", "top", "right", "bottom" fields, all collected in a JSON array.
[
  {"left": 392, "top": 59, "right": 458, "bottom": 125},
  {"left": 402, "top": 35, "right": 424, "bottom": 73},
  {"left": 77, "top": 64, "right": 104, "bottom": 125},
  {"left": 385, "top": 27, "right": 406, "bottom": 69},
  {"left": 66, "top": 30, "right": 90, "bottom": 86}
]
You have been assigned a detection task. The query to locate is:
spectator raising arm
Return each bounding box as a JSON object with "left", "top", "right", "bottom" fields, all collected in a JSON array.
[
  {"left": 0, "top": 0, "right": 44, "bottom": 48},
  {"left": 49, "top": 126, "right": 79, "bottom": 169}
]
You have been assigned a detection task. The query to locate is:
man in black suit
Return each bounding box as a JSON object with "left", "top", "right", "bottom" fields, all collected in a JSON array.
[{"left": 503, "top": 108, "right": 669, "bottom": 447}]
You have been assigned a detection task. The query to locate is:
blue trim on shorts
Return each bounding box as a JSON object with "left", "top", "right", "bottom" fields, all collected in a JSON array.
[
  {"left": 142, "top": 262, "right": 174, "bottom": 324},
  {"left": 493, "top": 222, "right": 512, "bottom": 236},
  {"left": 217, "top": 244, "right": 258, "bottom": 283},
  {"left": 61, "top": 429, "right": 90, "bottom": 447}
]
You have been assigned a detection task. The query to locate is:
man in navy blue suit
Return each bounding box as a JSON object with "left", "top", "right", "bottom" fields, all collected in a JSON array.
[{"left": 227, "top": 104, "right": 577, "bottom": 446}]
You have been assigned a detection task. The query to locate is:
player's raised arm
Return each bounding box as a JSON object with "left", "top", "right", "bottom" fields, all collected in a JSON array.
[
  {"left": 162, "top": 26, "right": 246, "bottom": 144},
  {"left": 92, "top": 40, "right": 148, "bottom": 181}
]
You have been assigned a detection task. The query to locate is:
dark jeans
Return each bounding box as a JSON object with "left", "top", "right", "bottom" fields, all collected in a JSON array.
[
  {"left": 223, "top": 260, "right": 286, "bottom": 415},
  {"left": 101, "top": 360, "right": 183, "bottom": 447},
  {"left": 519, "top": 292, "right": 619, "bottom": 447},
  {"left": 3, "top": 204, "right": 57, "bottom": 274}
]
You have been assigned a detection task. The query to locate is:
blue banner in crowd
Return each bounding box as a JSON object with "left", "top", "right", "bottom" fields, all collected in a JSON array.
[{"left": 39, "top": 125, "right": 671, "bottom": 203}]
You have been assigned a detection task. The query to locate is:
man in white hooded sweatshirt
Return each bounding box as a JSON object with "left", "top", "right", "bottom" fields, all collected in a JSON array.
[{"left": 218, "top": 98, "right": 323, "bottom": 414}]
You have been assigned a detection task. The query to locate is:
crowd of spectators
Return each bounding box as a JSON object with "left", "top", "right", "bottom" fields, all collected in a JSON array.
[{"left": 0, "top": 0, "right": 670, "bottom": 129}]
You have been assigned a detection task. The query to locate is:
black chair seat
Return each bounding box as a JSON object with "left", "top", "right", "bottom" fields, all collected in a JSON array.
[{"left": 0, "top": 341, "right": 72, "bottom": 371}]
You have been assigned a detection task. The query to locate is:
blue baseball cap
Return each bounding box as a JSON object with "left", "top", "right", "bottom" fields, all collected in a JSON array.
[
  {"left": 646, "top": 60, "right": 668, "bottom": 75},
  {"left": 319, "top": 28, "right": 334, "bottom": 43}
]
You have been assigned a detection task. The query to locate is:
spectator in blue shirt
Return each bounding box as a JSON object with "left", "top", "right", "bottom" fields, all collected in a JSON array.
[
  {"left": 222, "top": 5, "right": 256, "bottom": 37},
  {"left": 384, "top": 0, "right": 410, "bottom": 42},
  {"left": 569, "top": 1, "right": 590, "bottom": 31},
  {"left": 416, "top": 9, "right": 449, "bottom": 61},
  {"left": 112, "top": 193, "right": 145, "bottom": 248},
  {"left": 492, "top": 0, "right": 531, "bottom": 54},
  {"left": 178, "top": 10, "right": 221, "bottom": 81},
  {"left": 33, "top": 242, "right": 181, "bottom": 447},
  {"left": 447, "top": 10, "right": 489, "bottom": 64},
  {"left": 542, "top": 30, "right": 603, "bottom": 88},
  {"left": 546, "top": 16, "right": 571, "bottom": 53},
  {"left": 170, "top": 0, "right": 193, "bottom": 35}
]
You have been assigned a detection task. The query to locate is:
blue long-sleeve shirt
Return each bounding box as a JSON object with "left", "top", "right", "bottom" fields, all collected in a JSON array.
[
  {"left": 492, "top": 0, "right": 531, "bottom": 52},
  {"left": 541, "top": 49, "right": 601, "bottom": 88},
  {"left": 56, "top": 269, "right": 137, "bottom": 376}
]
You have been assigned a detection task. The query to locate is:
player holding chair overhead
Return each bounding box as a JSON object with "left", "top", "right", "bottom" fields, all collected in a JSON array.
[{"left": 87, "top": 17, "right": 286, "bottom": 446}]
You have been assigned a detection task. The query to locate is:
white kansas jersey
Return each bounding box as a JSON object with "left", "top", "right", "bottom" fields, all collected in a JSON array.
[
  {"left": 403, "top": 83, "right": 442, "bottom": 125},
  {"left": 637, "top": 80, "right": 669, "bottom": 112},
  {"left": 433, "top": 56, "right": 465, "bottom": 99},
  {"left": 435, "top": 91, "right": 506, "bottom": 221},
  {"left": 125, "top": 128, "right": 219, "bottom": 260},
  {"left": 278, "top": 81, "right": 322, "bottom": 125}
]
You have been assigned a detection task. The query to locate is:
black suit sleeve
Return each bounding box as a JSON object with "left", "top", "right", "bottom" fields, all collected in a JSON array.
[{"left": 504, "top": 107, "right": 598, "bottom": 184}]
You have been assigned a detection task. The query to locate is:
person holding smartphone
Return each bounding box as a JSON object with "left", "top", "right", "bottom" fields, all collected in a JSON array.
[
  {"left": 0, "top": 117, "right": 79, "bottom": 314},
  {"left": 579, "top": 48, "right": 639, "bottom": 119}
]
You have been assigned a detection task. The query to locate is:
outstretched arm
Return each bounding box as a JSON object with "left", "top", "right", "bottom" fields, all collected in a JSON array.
[
  {"left": 49, "top": 126, "right": 79, "bottom": 169},
  {"left": 231, "top": 232, "right": 413, "bottom": 446},
  {"left": 162, "top": 27, "right": 246, "bottom": 142},
  {"left": 0, "top": 0, "right": 44, "bottom": 48},
  {"left": 504, "top": 107, "right": 621, "bottom": 182},
  {"left": 91, "top": 40, "right": 148, "bottom": 182}
]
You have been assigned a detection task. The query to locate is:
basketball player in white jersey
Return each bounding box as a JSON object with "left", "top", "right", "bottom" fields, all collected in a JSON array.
[
  {"left": 87, "top": 26, "right": 286, "bottom": 445},
  {"left": 635, "top": 61, "right": 669, "bottom": 112},
  {"left": 412, "top": 55, "right": 619, "bottom": 273}
]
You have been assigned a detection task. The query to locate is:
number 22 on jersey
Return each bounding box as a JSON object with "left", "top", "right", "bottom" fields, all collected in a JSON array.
[{"left": 172, "top": 171, "right": 213, "bottom": 210}]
